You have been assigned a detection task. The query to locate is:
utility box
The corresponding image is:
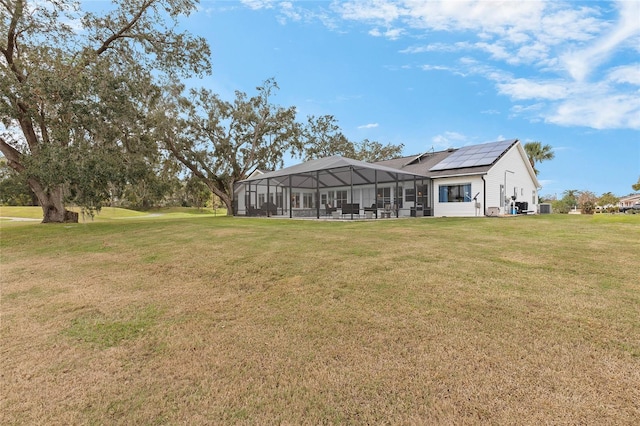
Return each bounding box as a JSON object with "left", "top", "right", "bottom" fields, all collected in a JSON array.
[
  {"left": 538, "top": 203, "right": 552, "bottom": 214},
  {"left": 486, "top": 207, "right": 500, "bottom": 217}
]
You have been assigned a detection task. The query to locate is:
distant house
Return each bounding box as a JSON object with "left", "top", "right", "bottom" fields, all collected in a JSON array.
[
  {"left": 618, "top": 193, "right": 640, "bottom": 209},
  {"left": 234, "top": 139, "right": 540, "bottom": 218}
]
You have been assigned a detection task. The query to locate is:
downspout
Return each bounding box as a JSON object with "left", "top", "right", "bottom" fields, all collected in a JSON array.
[{"left": 481, "top": 175, "right": 487, "bottom": 216}]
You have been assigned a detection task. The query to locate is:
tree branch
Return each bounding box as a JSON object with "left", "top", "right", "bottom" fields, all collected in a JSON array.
[
  {"left": 2, "top": 0, "right": 26, "bottom": 84},
  {"left": 92, "top": 0, "right": 154, "bottom": 58},
  {"left": 0, "top": 135, "right": 25, "bottom": 172}
]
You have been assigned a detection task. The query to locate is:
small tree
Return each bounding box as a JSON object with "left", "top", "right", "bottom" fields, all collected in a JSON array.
[
  {"left": 553, "top": 189, "right": 578, "bottom": 213},
  {"left": 524, "top": 142, "right": 554, "bottom": 175},
  {"left": 598, "top": 192, "right": 619, "bottom": 213},
  {"left": 632, "top": 177, "right": 640, "bottom": 192},
  {"left": 577, "top": 191, "right": 598, "bottom": 211},
  {"left": 184, "top": 175, "right": 212, "bottom": 210}
]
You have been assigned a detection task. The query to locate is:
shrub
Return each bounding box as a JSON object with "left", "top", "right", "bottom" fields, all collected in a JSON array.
[{"left": 582, "top": 201, "right": 595, "bottom": 215}]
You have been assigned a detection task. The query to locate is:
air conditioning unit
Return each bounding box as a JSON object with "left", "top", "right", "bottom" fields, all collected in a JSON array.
[{"left": 538, "top": 203, "right": 552, "bottom": 214}]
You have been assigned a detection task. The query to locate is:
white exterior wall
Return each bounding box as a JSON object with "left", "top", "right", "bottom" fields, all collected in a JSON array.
[
  {"left": 432, "top": 176, "right": 485, "bottom": 217},
  {"left": 484, "top": 145, "right": 538, "bottom": 215}
]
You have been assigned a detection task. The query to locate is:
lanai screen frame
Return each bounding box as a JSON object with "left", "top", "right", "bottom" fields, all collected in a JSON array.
[{"left": 235, "top": 156, "right": 430, "bottom": 219}]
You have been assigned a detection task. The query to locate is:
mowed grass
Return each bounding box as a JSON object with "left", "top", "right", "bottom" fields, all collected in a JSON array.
[
  {"left": 0, "top": 206, "right": 223, "bottom": 225},
  {"left": 1, "top": 214, "right": 639, "bottom": 424}
]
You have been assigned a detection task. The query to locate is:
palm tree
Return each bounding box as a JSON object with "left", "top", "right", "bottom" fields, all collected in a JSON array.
[{"left": 524, "top": 141, "right": 554, "bottom": 175}]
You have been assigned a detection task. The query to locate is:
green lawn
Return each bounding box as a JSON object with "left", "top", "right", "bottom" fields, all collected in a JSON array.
[
  {"left": 1, "top": 214, "right": 639, "bottom": 424},
  {"left": 0, "top": 205, "right": 224, "bottom": 225}
]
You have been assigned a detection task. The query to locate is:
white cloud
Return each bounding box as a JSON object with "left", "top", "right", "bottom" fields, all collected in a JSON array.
[
  {"left": 548, "top": 93, "right": 640, "bottom": 129},
  {"left": 420, "top": 64, "right": 452, "bottom": 72},
  {"left": 400, "top": 0, "right": 544, "bottom": 33},
  {"left": 358, "top": 123, "right": 379, "bottom": 129},
  {"left": 607, "top": 64, "right": 640, "bottom": 85},
  {"left": 240, "top": 0, "right": 274, "bottom": 10},
  {"left": 431, "top": 131, "right": 468, "bottom": 148},
  {"left": 497, "top": 78, "right": 570, "bottom": 100},
  {"left": 279, "top": 2, "right": 301, "bottom": 21},
  {"left": 337, "top": 0, "right": 405, "bottom": 23},
  {"left": 369, "top": 27, "right": 404, "bottom": 39},
  {"left": 560, "top": 1, "right": 640, "bottom": 81}
]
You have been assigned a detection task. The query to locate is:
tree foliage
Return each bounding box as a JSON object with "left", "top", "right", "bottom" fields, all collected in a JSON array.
[
  {"left": 0, "top": 0, "right": 210, "bottom": 222},
  {"left": 633, "top": 177, "right": 640, "bottom": 192},
  {"left": 552, "top": 189, "right": 578, "bottom": 213},
  {"left": 523, "top": 141, "right": 554, "bottom": 175},
  {"left": 302, "top": 115, "right": 403, "bottom": 162},
  {"left": 0, "top": 157, "right": 35, "bottom": 205},
  {"left": 597, "top": 192, "right": 619, "bottom": 209},
  {"left": 159, "top": 81, "right": 405, "bottom": 215},
  {"left": 159, "top": 79, "right": 301, "bottom": 215}
]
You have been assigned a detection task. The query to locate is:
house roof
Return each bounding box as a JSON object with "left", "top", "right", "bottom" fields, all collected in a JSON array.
[
  {"left": 238, "top": 155, "right": 428, "bottom": 189},
  {"left": 619, "top": 193, "right": 640, "bottom": 202},
  {"left": 375, "top": 139, "right": 519, "bottom": 178},
  {"left": 238, "top": 139, "right": 539, "bottom": 189}
]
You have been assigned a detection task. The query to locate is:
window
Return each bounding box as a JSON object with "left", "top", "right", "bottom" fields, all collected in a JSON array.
[
  {"left": 336, "top": 190, "right": 347, "bottom": 208},
  {"left": 405, "top": 188, "right": 415, "bottom": 202},
  {"left": 328, "top": 191, "right": 335, "bottom": 206},
  {"left": 291, "top": 192, "right": 300, "bottom": 208},
  {"left": 439, "top": 184, "right": 472, "bottom": 203},
  {"left": 377, "top": 187, "right": 391, "bottom": 208},
  {"left": 258, "top": 194, "right": 265, "bottom": 207},
  {"left": 395, "top": 187, "right": 403, "bottom": 208},
  {"left": 303, "top": 193, "right": 315, "bottom": 208},
  {"left": 276, "top": 192, "right": 283, "bottom": 208}
]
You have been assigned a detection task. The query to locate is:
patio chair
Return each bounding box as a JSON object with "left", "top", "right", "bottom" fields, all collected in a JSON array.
[
  {"left": 325, "top": 203, "right": 337, "bottom": 216},
  {"left": 382, "top": 204, "right": 392, "bottom": 218}
]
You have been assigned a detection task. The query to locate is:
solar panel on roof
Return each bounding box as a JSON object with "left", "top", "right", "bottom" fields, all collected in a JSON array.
[{"left": 429, "top": 140, "right": 516, "bottom": 171}]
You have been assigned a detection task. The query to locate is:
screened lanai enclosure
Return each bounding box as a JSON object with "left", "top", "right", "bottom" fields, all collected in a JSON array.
[{"left": 234, "top": 156, "right": 432, "bottom": 219}]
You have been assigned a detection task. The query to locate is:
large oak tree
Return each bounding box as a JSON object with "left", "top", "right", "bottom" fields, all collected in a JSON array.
[{"left": 0, "top": 0, "right": 209, "bottom": 222}]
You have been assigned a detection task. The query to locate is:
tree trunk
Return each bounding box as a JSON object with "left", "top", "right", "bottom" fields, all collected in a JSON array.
[{"left": 28, "top": 179, "right": 78, "bottom": 223}]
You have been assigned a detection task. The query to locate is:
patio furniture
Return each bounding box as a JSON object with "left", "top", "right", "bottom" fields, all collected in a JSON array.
[
  {"left": 325, "top": 203, "right": 337, "bottom": 216},
  {"left": 363, "top": 203, "right": 378, "bottom": 219},
  {"left": 261, "top": 201, "right": 277, "bottom": 216},
  {"left": 341, "top": 203, "right": 360, "bottom": 217},
  {"left": 247, "top": 206, "right": 263, "bottom": 216},
  {"left": 381, "top": 204, "right": 392, "bottom": 218}
]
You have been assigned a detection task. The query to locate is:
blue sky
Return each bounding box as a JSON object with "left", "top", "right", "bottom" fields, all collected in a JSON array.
[{"left": 103, "top": 1, "right": 640, "bottom": 197}]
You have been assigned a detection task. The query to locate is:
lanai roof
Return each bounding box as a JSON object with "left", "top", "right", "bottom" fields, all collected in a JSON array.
[{"left": 239, "top": 155, "right": 428, "bottom": 189}]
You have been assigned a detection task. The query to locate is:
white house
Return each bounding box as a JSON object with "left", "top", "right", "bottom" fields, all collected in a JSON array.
[
  {"left": 618, "top": 193, "right": 640, "bottom": 209},
  {"left": 234, "top": 139, "right": 540, "bottom": 218}
]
